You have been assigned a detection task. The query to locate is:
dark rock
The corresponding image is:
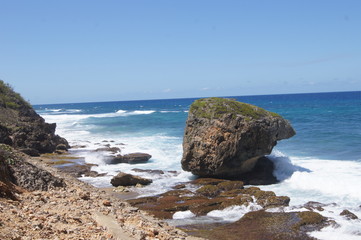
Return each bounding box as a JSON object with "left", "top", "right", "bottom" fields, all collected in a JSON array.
[
  {"left": 0, "top": 125, "right": 12, "bottom": 145},
  {"left": 19, "top": 148, "right": 40, "bottom": 157},
  {"left": 56, "top": 144, "right": 68, "bottom": 151},
  {"left": 110, "top": 172, "right": 152, "bottom": 187},
  {"left": 237, "top": 156, "right": 278, "bottom": 185},
  {"left": 187, "top": 210, "right": 330, "bottom": 240},
  {"left": 95, "top": 147, "right": 120, "bottom": 153},
  {"left": 340, "top": 209, "right": 358, "bottom": 220},
  {"left": 181, "top": 98, "right": 295, "bottom": 179},
  {"left": 57, "top": 163, "right": 105, "bottom": 178},
  {"left": 110, "top": 153, "right": 152, "bottom": 164},
  {"left": 173, "top": 184, "right": 186, "bottom": 189},
  {"left": 132, "top": 168, "right": 165, "bottom": 174},
  {"left": 304, "top": 201, "right": 326, "bottom": 211}
]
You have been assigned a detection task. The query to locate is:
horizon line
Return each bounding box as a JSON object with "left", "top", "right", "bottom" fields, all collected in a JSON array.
[{"left": 33, "top": 89, "right": 361, "bottom": 106}]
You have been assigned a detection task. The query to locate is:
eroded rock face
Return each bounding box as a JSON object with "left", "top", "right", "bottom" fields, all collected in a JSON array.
[
  {"left": 0, "top": 81, "right": 69, "bottom": 154},
  {"left": 0, "top": 144, "right": 65, "bottom": 192},
  {"left": 181, "top": 98, "right": 295, "bottom": 179}
]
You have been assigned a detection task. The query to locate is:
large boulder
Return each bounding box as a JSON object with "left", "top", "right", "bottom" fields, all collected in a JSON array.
[{"left": 181, "top": 98, "right": 295, "bottom": 179}]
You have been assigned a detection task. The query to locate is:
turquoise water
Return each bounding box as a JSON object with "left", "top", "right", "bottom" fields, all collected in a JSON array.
[{"left": 34, "top": 91, "right": 361, "bottom": 239}]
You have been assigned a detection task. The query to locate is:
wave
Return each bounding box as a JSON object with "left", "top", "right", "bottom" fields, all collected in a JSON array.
[
  {"left": 41, "top": 109, "right": 156, "bottom": 123},
  {"left": 268, "top": 150, "right": 311, "bottom": 181},
  {"left": 160, "top": 110, "right": 182, "bottom": 113},
  {"left": 43, "top": 108, "right": 83, "bottom": 114}
]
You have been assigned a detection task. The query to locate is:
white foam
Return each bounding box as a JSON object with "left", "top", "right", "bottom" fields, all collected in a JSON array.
[
  {"left": 173, "top": 210, "right": 196, "bottom": 219},
  {"left": 207, "top": 203, "right": 263, "bottom": 222},
  {"left": 268, "top": 150, "right": 310, "bottom": 181},
  {"left": 160, "top": 110, "right": 182, "bottom": 113}
]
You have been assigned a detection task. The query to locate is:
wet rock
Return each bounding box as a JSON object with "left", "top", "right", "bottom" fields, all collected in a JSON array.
[
  {"left": 132, "top": 168, "right": 165, "bottom": 174},
  {"left": 94, "top": 147, "right": 120, "bottom": 153},
  {"left": 110, "top": 153, "right": 152, "bottom": 164},
  {"left": 173, "top": 184, "right": 186, "bottom": 189},
  {"left": 181, "top": 97, "right": 295, "bottom": 179},
  {"left": 58, "top": 163, "right": 105, "bottom": 178},
  {"left": 340, "top": 209, "right": 359, "bottom": 220},
  {"left": 56, "top": 144, "right": 68, "bottom": 151},
  {"left": 187, "top": 210, "right": 330, "bottom": 240},
  {"left": 19, "top": 148, "right": 40, "bottom": 157},
  {"left": 110, "top": 172, "right": 152, "bottom": 187},
  {"left": 304, "top": 201, "right": 326, "bottom": 211},
  {"left": 128, "top": 179, "right": 289, "bottom": 220}
]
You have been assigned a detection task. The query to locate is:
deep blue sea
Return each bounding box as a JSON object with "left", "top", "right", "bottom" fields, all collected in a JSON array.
[{"left": 34, "top": 91, "right": 361, "bottom": 239}]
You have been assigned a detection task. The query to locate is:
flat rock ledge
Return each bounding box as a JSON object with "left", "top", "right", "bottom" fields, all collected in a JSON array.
[
  {"left": 182, "top": 98, "right": 295, "bottom": 179},
  {"left": 0, "top": 156, "right": 201, "bottom": 240}
]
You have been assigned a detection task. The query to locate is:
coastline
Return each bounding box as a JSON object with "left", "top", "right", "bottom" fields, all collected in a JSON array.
[{"left": 0, "top": 152, "right": 202, "bottom": 240}]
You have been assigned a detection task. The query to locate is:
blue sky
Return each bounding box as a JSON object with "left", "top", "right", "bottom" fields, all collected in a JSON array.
[{"left": 1, "top": 1, "right": 360, "bottom": 104}]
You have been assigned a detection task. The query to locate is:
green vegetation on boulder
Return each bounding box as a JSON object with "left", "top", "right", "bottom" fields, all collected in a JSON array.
[{"left": 190, "top": 97, "right": 280, "bottom": 120}]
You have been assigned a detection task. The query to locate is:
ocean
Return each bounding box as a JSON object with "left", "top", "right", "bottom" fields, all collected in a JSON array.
[{"left": 34, "top": 91, "right": 361, "bottom": 239}]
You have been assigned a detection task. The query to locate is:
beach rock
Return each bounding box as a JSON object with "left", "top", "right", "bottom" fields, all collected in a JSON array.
[
  {"left": 58, "top": 163, "right": 105, "bottom": 178},
  {"left": 56, "top": 144, "right": 68, "bottom": 151},
  {"left": 110, "top": 153, "right": 152, "bottom": 164},
  {"left": 132, "top": 168, "right": 165, "bottom": 175},
  {"left": 340, "top": 209, "right": 358, "bottom": 220},
  {"left": 110, "top": 172, "right": 152, "bottom": 187},
  {"left": 128, "top": 179, "right": 289, "bottom": 220},
  {"left": 181, "top": 97, "right": 295, "bottom": 179},
  {"left": 94, "top": 147, "right": 120, "bottom": 153},
  {"left": 188, "top": 210, "right": 330, "bottom": 240}
]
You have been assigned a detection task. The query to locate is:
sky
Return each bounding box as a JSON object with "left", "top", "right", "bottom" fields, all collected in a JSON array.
[{"left": 0, "top": 0, "right": 360, "bottom": 104}]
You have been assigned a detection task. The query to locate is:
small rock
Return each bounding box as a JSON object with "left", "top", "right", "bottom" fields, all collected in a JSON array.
[
  {"left": 110, "top": 153, "right": 152, "bottom": 164},
  {"left": 340, "top": 209, "right": 359, "bottom": 220},
  {"left": 103, "top": 200, "right": 112, "bottom": 206},
  {"left": 80, "top": 192, "right": 91, "bottom": 200},
  {"left": 110, "top": 172, "right": 152, "bottom": 187}
]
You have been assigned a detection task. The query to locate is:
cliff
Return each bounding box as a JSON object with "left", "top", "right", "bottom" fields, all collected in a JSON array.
[{"left": 0, "top": 80, "right": 69, "bottom": 156}]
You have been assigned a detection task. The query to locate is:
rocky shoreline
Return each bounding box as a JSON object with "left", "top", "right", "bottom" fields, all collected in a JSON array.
[{"left": 0, "top": 149, "right": 202, "bottom": 240}]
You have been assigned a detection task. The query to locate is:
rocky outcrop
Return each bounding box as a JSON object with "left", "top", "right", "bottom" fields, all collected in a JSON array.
[
  {"left": 0, "top": 144, "right": 65, "bottom": 194},
  {"left": 0, "top": 80, "right": 69, "bottom": 155},
  {"left": 181, "top": 98, "right": 295, "bottom": 179},
  {"left": 127, "top": 178, "right": 290, "bottom": 220},
  {"left": 110, "top": 153, "right": 152, "bottom": 164},
  {"left": 111, "top": 172, "right": 153, "bottom": 187}
]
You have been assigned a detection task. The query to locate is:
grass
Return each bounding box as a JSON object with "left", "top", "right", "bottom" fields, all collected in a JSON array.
[
  {"left": 190, "top": 97, "right": 281, "bottom": 120},
  {"left": 0, "top": 80, "right": 31, "bottom": 110}
]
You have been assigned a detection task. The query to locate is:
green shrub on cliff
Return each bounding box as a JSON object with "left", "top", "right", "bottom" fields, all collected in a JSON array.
[{"left": 0, "top": 80, "right": 30, "bottom": 109}]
